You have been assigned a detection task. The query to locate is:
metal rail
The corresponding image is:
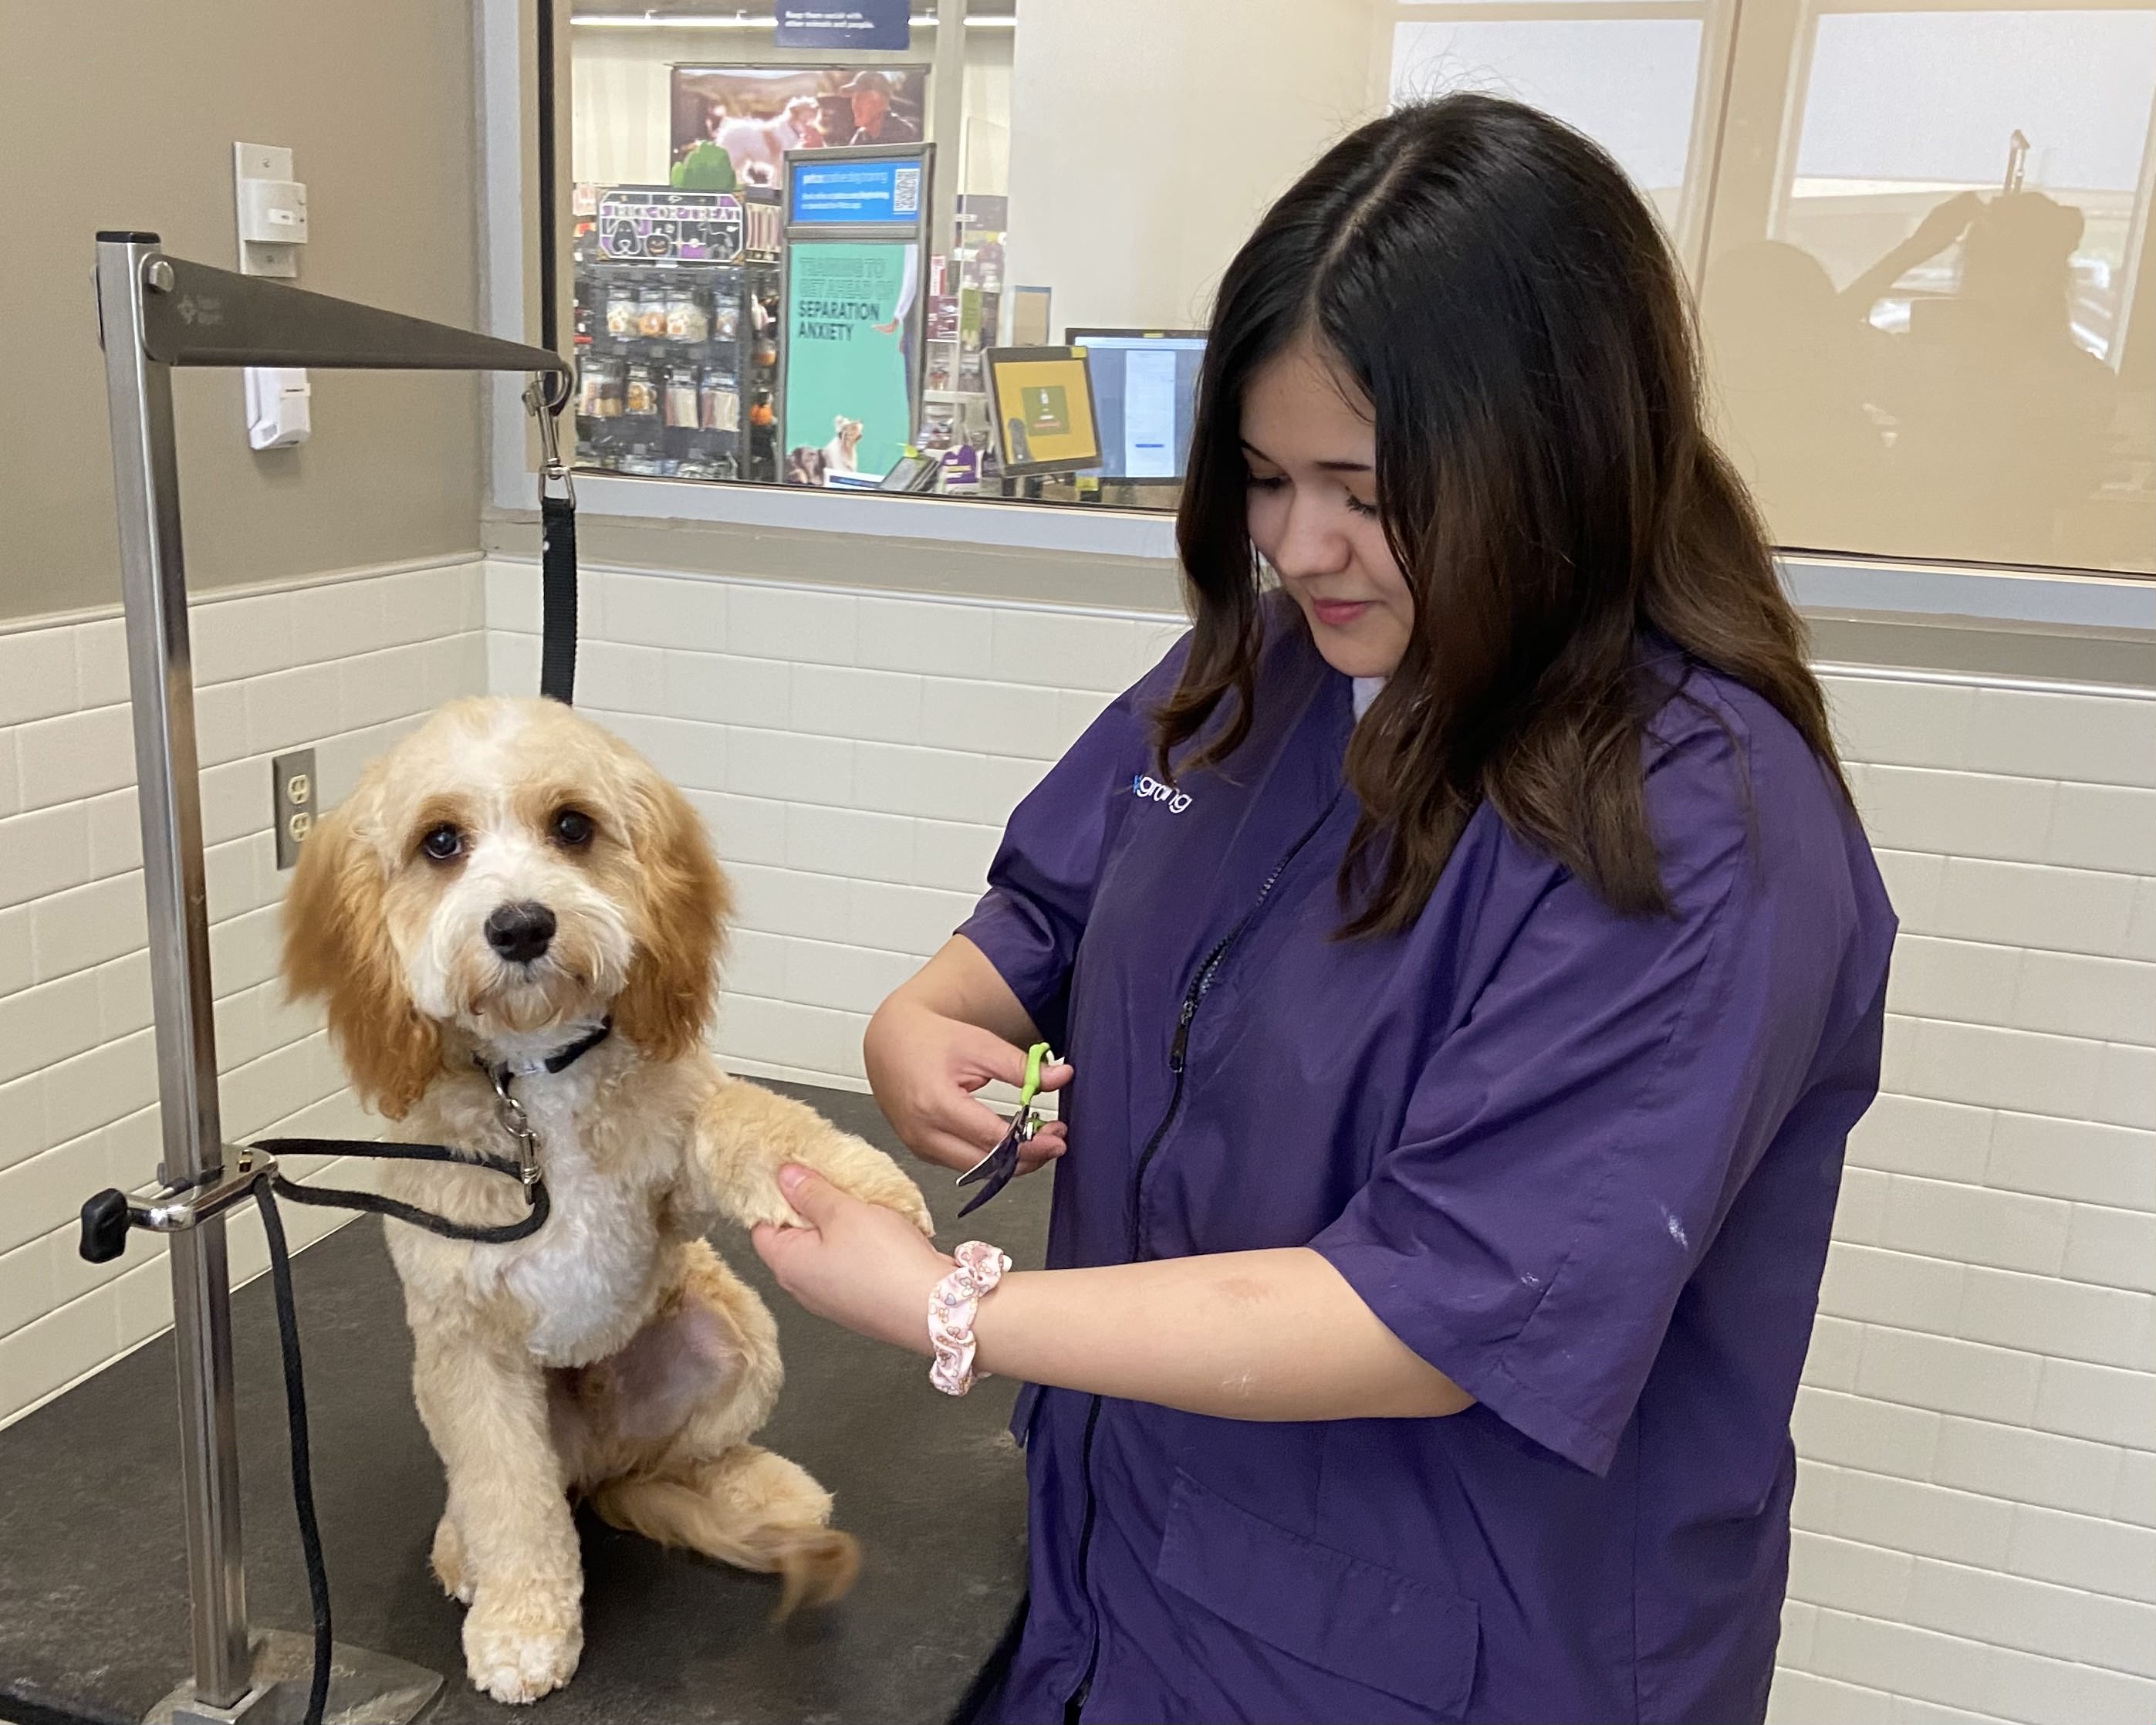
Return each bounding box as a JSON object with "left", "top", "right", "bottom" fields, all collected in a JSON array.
[{"left": 93, "top": 232, "right": 564, "bottom": 1723}]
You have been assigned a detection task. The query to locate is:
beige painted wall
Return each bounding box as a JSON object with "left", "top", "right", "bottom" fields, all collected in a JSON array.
[{"left": 0, "top": 0, "right": 488, "bottom": 620}]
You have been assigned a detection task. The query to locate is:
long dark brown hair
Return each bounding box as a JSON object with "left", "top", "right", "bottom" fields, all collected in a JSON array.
[{"left": 1158, "top": 94, "right": 1844, "bottom": 936}]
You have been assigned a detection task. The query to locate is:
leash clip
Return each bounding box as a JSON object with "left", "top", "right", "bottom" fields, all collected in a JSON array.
[
  {"left": 488, "top": 1066, "right": 544, "bottom": 1197},
  {"left": 524, "top": 374, "right": 576, "bottom": 507}
]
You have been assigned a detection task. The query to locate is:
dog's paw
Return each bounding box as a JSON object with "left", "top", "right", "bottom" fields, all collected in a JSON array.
[
  {"left": 701, "top": 1084, "right": 938, "bottom": 1237},
  {"left": 792, "top": 1135, "right": 934, "bottom": 1236},
  {"left": 431, "top": 1514, "right": 474, "bottom": 1604},
  {"left": 463, "top": 1582, "right": 583, "bottom": 1705}
]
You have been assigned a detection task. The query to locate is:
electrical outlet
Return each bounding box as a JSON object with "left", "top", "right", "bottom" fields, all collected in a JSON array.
[{"left": 272, "top": 749, "right": 317, "bottom": 871}]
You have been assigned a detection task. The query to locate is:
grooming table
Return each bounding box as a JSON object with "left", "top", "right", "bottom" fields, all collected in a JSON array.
[{"left": 0, "top": 1084, "right": 1044, "bottom": 1725}]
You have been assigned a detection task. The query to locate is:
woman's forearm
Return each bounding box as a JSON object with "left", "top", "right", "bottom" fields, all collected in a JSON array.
[
  {"left": 968, "top": 1246, "right": 1473, "bottom": 1422},
  {"left": 882, "top": 935, "right": 1040, "bottom": 1046}
]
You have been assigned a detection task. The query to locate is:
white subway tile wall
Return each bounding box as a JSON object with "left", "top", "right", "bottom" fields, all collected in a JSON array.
[
  {"left": 0, "top": 551, "right": 2148, "bottom": 1725},
  {"left": 495, "top": 563, "right": 2156, "bottom": 1725},
  {"left": 1798, "top": 672, "right": 2156, "bottom": 1725},
  {"left": 0, "top": 558, "right": 489, "bottom": 1428}
]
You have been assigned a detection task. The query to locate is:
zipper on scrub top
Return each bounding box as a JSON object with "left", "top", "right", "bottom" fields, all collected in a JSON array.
[
  {"left": 1061, "top": 795, "right": 1340, "bottom": 1724},
  {"left": 1061, "top": 945, "right": 1222, "bottom": 1722},
  {"left": 1130, "top": 794, "right": 1338, "bottom": 1252}
]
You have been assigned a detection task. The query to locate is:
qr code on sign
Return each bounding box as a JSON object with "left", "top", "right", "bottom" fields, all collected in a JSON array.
[{"left": 893, "top": 167, "right": 921, "bottom": 215}]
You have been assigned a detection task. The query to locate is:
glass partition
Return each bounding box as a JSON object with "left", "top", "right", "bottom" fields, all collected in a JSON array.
[
  {"left": 1699, "top": 0, "right": 2156, "bottom": 572},
  {"left": 566, "top": 0, "right": 2155, "bottom": 576}
]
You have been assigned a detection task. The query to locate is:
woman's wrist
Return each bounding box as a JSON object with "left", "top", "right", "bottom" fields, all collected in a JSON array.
[
  {"left": 889, "top": 1250, "right": 954, "bottom": 1356},
  {"left": 928, "top": 1242, "right": 1012, "bottom": 1395}
]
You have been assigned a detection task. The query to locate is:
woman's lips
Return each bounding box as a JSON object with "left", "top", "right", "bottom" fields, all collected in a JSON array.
[{"left": 1311, "top": 598, "right": 1374, "bottom": 627}]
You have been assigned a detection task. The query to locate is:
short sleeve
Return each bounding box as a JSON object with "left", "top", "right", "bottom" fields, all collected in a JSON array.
[
  {"left": 1313, "top": 712, "right": 1855, "bottom": 1475},
  {"left": 957, "top": 638, "right": 1189, "bottom": 1047}
]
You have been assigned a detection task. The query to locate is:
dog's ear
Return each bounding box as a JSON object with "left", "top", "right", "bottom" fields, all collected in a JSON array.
[
  {"left": 614, "top": 762, "right": 729, "bottom": 1063},
  {"left": 282, "top": 790, "right": 442, "bottom": 1119}
]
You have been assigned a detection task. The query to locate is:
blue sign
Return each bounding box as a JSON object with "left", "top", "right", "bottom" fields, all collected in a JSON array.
[
  {"left": 789, "top": 154, "right": 926, "bottom": 227},
  {"left": 776, "top": 2, "right": 909, "bottom": 50}
]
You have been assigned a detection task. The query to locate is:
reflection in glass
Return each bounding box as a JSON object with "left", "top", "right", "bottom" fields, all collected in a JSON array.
[{"left": 1703, "top": 5, "right": 2156, "bottom": 570}]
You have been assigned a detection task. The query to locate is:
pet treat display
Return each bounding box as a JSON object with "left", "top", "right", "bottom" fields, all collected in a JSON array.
[
  {"left": 634, "top": 284, "right": 667, "bottom": 338},
  {"left": 664, "top": 364, "right": 701, "bottom": 428},
  {"left": 579, "top": 357, "right": 623, "bottom": 418},
  {"left": 572, "top": 201, "right": 782, "bottom": 480},
  {"left": 700, "top": 370, "right": 739, "bottom": 433},
  {"left": 664, "top": 286, "right": 710, "bottom": 343}
]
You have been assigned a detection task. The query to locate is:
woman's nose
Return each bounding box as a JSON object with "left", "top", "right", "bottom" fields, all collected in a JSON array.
[{"left": 1268, "top": 492, "right": 1353, "bottom": 581}]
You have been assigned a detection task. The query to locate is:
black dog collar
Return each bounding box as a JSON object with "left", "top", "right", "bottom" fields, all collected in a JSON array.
[{"left": 476, "top": 1016, "right": 613, "bottom": 1088}]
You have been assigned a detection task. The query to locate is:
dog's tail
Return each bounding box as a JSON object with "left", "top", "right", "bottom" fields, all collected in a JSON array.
[{"left": 590, "top": 1444, "right": 861, "bottom": 1617}]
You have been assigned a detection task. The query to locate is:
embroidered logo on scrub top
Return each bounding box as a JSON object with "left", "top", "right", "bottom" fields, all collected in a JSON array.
[{"left": 1132, "top": 773, "right": 1193, "bottom": 814}]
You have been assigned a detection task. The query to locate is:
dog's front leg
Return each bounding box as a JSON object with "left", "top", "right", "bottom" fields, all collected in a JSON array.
[
  {"left": 691, "top": 1076, "right": 933, "bottom": 1236},
  {"left": 412, "top": 1326, "right": 583, "bottom": 1705}
]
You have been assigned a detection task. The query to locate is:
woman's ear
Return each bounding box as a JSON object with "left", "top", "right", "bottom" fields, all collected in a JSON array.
[
  {"left": 282, "top": 792, "right": 442, "bottom": 1119},
  {"left": 613, "top": 763, "right": 730, "bottom": 1062}
]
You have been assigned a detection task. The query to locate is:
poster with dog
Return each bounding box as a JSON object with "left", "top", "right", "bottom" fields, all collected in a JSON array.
[
  {"left": 670, "top": 66, "right": 927, "bottom": 191},
  {"left": 783, "top": 238, "right": 921, "bottom": 484}
]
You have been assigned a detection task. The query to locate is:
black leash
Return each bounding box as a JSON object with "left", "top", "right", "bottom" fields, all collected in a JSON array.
[
  {"left": 250, "top": 1144, "right": 550, "bottom": 1725},
  {"left": 525, "top": 376, "right": 578, "bottom": 707},
  {"left": 74, "top": 1025, "right": 615, "bottom": 1723},
  {"left": 539, "top": 489, "right": 578, "bottom": 705},
  {"left": 79, "top": 1131, "right": 558, "bottom": 1725}
]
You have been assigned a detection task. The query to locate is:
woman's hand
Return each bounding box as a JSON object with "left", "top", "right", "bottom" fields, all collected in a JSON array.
[
  {"left": 1908, "top": 189, "right": 1985, "bottom": 257},
  {"left": 864, "top": 993, "right": 1072, "bottom": 1174},
  {"left": 752, "top": 1165, "right": 950, "bottom": 1351},
  {"left": 756, "top": 1175, "right": 1475, "bottom": 1422}
]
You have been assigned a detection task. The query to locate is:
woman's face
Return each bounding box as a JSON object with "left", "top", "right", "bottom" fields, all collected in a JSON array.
[{"left": 1242, "top": 336, "right": 1412, "bottom": 679}]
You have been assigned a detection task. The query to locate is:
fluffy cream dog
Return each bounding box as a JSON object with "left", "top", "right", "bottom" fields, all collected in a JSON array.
[{"left": 282, "top": 695, "right": 931, "bottom": 1705}]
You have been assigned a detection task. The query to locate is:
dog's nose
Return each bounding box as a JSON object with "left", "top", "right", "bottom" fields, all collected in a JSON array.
[{"left": 485, "top": 901, "right": 556, "bottom": 965}]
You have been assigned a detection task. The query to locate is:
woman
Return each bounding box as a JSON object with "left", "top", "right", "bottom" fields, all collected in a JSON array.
[{"left": 754, "top": 95, "right": 1893, "bottom": 1724}]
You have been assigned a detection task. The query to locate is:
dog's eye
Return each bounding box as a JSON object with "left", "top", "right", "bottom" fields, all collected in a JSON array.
[
  {"left": 551, "top": 808, "right": 596, "bottom": 848},
  {"left": 419, "top": 824, "right": 464, "bottom": 862}
]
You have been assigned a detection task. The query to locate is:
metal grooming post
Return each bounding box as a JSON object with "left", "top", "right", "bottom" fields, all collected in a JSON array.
[{"left": 93, "top": 232, "right": 566, "bottom": 1725}]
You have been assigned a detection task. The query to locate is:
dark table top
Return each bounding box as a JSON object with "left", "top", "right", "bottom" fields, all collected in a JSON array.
[{"left": 0, "top": 1084, "right": 1048, "bottom": 1725}]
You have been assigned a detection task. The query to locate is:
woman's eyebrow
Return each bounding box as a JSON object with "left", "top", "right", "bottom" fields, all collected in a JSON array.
[{"left": 1240, "top": 439, "right": 1373, "bottom": 473}]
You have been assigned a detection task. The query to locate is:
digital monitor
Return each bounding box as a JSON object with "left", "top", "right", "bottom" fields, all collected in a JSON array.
[
  {"left": 985, "top": 346, "right": 1103, "bottom": 477},
  {"left": 879, "top": 451, "right": 943, "bottom": 492},
  {"left": 1066, "top": 327, "right": 1206, "bottom": 482},
  {"left": 785, "top": 148, "right": 929, "bottom": 228}
]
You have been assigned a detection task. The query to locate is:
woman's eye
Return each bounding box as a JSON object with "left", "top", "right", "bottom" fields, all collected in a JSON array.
[
  {"left": 1345, "top": 494, "right": 1380, "bottom": 519},
  {"left": 1245, "top": 472, "right": 1287, "bottom": 492},
  {"left": 551, "top": 808, "right": 596, "bottom": 847},
  {"left": 420, "top": 824, "right": 463, "bottom": 862}
]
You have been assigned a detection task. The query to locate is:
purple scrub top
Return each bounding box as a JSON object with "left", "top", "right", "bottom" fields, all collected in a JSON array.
[{"left": 955, "top": 603, "right": 1894, "bottom": 1725}]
